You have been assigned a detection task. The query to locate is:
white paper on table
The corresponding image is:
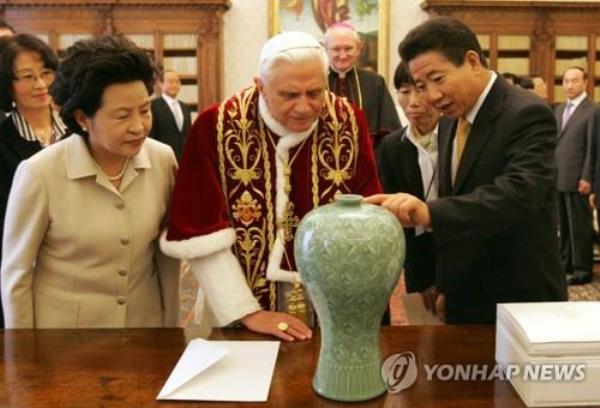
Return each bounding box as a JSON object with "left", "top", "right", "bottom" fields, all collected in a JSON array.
[{"left": 157, "top": 339, "right": 280, "bottom": 402}]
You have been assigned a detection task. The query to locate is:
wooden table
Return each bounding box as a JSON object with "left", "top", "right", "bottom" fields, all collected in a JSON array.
[{"left": 0, "top": 326, "right": 528, "bottom": 407}]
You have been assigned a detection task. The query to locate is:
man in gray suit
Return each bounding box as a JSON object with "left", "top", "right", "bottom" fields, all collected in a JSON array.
[{"left": 555, "top": 67, "right": 599, "bottom": 285}]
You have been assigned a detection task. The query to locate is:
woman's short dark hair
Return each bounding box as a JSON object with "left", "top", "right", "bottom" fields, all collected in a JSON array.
[
  {"left": 51, "top": 35, "right": 156, "bottom": 136},
  {"left": 0, "top": 34, "right": 58, "bottom": 111},
  {"left": 393, "top": 61, "right": 413, "bottom": 90},
  {"left": 398, "top": 16, "right": 487, "bottom": 69}
]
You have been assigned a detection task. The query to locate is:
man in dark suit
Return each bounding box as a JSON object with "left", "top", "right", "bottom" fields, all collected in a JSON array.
[
  {"left": 378, "top": 61, "right": 441, "bottom": 297},
  {"left": 366, "top": 16, "right": 567, "bottom": 324},
  {"left": 149, "top": 69, "right": 192, "bottom": 161},
  {"left": 324, "top": 22, "right": 400, "bottom": 148},
  {"left": 554, "top": 67, "right": 599, "bottom": 285}
]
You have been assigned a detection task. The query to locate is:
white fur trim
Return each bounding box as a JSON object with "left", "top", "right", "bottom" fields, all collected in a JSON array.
[
  {"left": 266, "top": 236, "right": 301, "bottom": 283},
  {"left": 159, "top": 228, "right": 236, "bottom": 260},
  {"left": 258, "top": 95, "right": 312, "bottom": 284},
  {"left": 189, "top": 248, "right": 261, "bottom": 327}
]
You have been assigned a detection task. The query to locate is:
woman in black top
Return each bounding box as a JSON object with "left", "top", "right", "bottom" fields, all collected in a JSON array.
[{"left": 0, "top": 34, "right": 65, "bottom": 327}]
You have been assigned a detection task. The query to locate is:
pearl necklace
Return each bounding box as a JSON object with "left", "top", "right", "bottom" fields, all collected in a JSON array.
[{"left": 105, "top": 157, "right": 130, "bottom": 182}]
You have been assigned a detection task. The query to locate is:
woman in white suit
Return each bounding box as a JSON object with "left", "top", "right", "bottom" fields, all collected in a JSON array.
[{"left": 1, "top": 35, "right": 180, "bottom": 328}]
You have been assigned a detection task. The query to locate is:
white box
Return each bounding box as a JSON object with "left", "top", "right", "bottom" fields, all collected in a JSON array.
[{"left": 495, "top": 302, "right": 600, "bottom": 407}]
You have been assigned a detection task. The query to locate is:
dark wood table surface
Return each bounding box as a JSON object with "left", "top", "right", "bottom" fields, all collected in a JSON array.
[{"left": 0, "top": 325, "right": 531, "bottom": 407}]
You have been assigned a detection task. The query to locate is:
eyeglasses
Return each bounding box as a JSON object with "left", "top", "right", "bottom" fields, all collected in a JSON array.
[{"left": 13, "top": 69, "right": 56, "bottom": 85}]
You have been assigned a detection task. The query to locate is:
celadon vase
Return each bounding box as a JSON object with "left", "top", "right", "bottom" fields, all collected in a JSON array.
[{"left": 294, "top": 194, "right": 405, "bottom": 401}]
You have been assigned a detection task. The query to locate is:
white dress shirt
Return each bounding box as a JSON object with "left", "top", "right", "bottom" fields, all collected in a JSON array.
[{"left": 162, "top": 93, "right": 184, "bottom": 131}]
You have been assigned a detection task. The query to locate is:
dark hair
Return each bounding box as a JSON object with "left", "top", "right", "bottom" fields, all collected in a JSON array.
[
  {"left": 51, "top": 35, "right": 156, "bottom": 136},
  {"left": 563, "top": 66, "right": 587, "bottom": 81},
  {"left": 0, "top": 18, "right": 16, "bottom": 35},
  {"left": 0, "top": 34, "right": 58, "bottom": 111},
  {"left": 398, "top": 16, "right": 487, "bottom": 69},
  {"left": 393, "top": 61, "right": 413, "bottom": 90},
  {"left": 501, "top": 72, "right": 521, "bottom": 86},
  {"left": 520, "top": 77, "right": 534, "bottom": 90},
  {"left": 158, "top": 68, "right": 177, "bottom": 82}
]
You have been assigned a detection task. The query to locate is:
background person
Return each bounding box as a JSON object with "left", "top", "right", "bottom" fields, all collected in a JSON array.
[
  {"left": 554, "top": 67, "right": 599, "bottom": 285},
  {"left": 378, "top": 61, "right": 441, "bottom": 301},
  {"left": 0, "top": 34, "right": 66, "bottom": 328},
  {"left": 324, "top": 22, "right": 400, "bottom": 148},
  {"left": 531, "top": 74, "right": 548, "bottom": 100},
  {"left": 149, "top": 69, "right": 192, "bottom": 161}
]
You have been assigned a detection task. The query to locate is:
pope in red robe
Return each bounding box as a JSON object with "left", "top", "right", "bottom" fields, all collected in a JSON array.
[{"left": 161, "top": 31, "right": 381, "bottom": 341}]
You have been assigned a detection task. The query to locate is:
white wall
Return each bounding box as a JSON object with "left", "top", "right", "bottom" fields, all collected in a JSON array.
[
  {"left": 222, "top": 0, "right": 269, "bottom": 97},
  {"left": 222, "top": 0, "right": 428, "bottom": 100},
  {"left": 388, "top": 1, "right": 429, "bottom": 87}
]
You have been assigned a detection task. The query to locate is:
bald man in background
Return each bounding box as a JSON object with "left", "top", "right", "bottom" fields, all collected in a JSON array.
[{"left": 324, "top": 22, "right": 400, "bottom": 148}]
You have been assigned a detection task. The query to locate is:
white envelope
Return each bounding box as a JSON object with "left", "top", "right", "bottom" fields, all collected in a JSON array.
[{"left": 157, "top": 339, "right": 280, "bottom": 402}]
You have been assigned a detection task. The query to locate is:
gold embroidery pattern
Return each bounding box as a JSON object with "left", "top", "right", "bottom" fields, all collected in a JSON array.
[
  {"left": 217, "top": 87, "right": 275, "bottom": 309},
  {"left": 225, "top": 89, "right": 264, "bottom": 199},
  {"left": 258, "top": 117, "right": 277, "bottom": 311},
  {"left": 311, "top": 129, "right": 320, "bottom": 208},
  {"left": 236, "top": 219, "right": 269, "bottom": 301},
  {"left": 215, "top": 88, "right": 361, "bottom": 311},
  {"left": 232, "top": 191, "right": 262, "bottom": 227},
  {"left": 316, "top": 92, "right": 360, "bottom": 200}
]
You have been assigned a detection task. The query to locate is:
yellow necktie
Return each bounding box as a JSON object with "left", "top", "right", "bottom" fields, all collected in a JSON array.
[{"left": 455, "top": 118, "right": 471, "bottom": 164}]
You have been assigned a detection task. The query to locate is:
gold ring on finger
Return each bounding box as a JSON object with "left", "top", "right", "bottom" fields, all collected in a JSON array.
[{"left": 277, "top": 322, "right": 289, "bottom": 332}]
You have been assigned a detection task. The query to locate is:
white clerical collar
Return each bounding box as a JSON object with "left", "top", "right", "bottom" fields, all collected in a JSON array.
[
  {"left": 330, "top": 67, "right": 352, "bottom": 79},
  {"left": 258, "top": 94, "right": 318, "bottom": 140}
]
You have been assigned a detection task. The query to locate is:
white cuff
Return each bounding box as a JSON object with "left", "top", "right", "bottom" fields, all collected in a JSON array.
[
  {"left": 189, "top": 248, "right": 261, "bottom": 327},
  {"left": 160, "top": 228, "right": 236, "bottom": 260}
]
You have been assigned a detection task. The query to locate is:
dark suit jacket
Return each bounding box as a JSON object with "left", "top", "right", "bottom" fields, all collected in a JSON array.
[
  {"left": 328, "top": 68, "right": 400, "bottom": 141},
  {"left": 429, "top": 76, "right": 567, "bottom": 324},
  {"left": 149, "top": 97, "right": 192, "bottom": 161},
  {"left": 378, "top": 125, "right": 438, "bottom": 292},
  {"left": 589, "top": 107, "right": 600, "bottom": 200},
  {"left": 554, "top": 97, "right": 599, "bottom": 192}
]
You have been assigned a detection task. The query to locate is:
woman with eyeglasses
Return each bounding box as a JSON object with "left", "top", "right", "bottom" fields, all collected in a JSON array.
[
  {"left": 1, "top": 35, "right": 179, "bottom": 329},
  {"left": 0, "top": 34, "right": 66, "bottom": 328}
]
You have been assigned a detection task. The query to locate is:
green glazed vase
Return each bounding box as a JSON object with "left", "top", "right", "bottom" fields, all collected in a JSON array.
[{"left": 294, "top": 194, "right": 405, "bottom": 401}]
